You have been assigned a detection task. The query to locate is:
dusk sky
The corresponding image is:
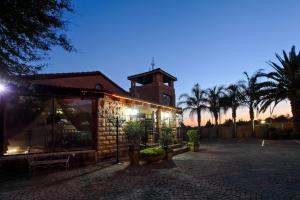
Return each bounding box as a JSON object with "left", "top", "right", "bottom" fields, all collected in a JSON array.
[{"left": 45, "top": 0, "right": 298, "bottom": 126}]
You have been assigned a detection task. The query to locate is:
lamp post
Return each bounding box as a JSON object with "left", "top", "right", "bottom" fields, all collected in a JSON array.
[
  {"left": 105, "top": 107, "right": 138, "bottom": 164},
  {"left": 106, "top": 113, "right": 125, "bottom": 164}
]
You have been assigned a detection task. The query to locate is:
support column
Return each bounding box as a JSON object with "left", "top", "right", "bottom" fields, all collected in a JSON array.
[
  {"left": 0, "top": 96, "right": 6, "bottom": 156},
  {"left": 92, "top": 98, "right": 99, "bottom": 155},
  {"left": 156, "top": 108, "right": 161, "bottom": 142}
]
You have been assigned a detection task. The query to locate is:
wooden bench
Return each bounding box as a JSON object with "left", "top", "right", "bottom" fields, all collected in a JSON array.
[
  {"left": 27, "top": 154, "right": 70, "bottom": 173},
  {"left": 25, "top": 150, "right": 97, "bottom": 173}
]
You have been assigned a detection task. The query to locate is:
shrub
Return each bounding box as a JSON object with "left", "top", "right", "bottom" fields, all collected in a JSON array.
[
  {"left": 187, "top": 130, "right": 199, "bottom": 143},
  {"left": 160, "top": 127, "right": 173, "bottom": 148},
  {"left": 140, "top": 148, "right": 164, "bottom": 156},
  {"left": 261, "top": 126, "right": 270, "bottom": 139},
  {"left": 187, "top": 142, "right": 194, "bottom": 147},
  {"left": 277, "top": 129, "right": 290, "bottom": 139},
  {"left": 268, "top": 127, "right": 292, "bottom": 140},
  {"left": 270, "top": 131, "right": 279, "bottom": 139},
  {"left": 290, "top": 131, "right": 300, "bottom": 139},
  {"left": 123, "top": 120, "right": 144, "bottom": 145}
]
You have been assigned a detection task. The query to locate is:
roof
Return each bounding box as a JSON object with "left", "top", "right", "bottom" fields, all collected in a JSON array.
[
  {"left": 127, "top": 68, "right": 177, "bottom": 81},
  {"left": 19, "top": 70, "right": 181, "bottom": 111},
  {"left": 24, "top": 71, "right": 103, "bottom": 79},
  {"left": 24, "top": 71, "right": 129, "bottom": 96}
]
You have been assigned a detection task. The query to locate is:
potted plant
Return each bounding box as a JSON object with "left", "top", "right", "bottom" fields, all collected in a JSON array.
[
  {"left": 160, "top": 127, "right": 174, "bottom": 160},
  {"left": 123, "top": 120, "right": 144, "bottom": 165},
  {"left": 140, "top": 148, "right": 164, "bottom": 163},
  {"left": 187, "top": 130, "right": 199, "bottom": 152}
]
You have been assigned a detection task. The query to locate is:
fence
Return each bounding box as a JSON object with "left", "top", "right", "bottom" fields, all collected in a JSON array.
[{"left": 180, "top": 122, "right": 294, "bottom": 140}]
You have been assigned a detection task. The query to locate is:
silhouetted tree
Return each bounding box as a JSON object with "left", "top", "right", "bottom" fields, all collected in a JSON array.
[
  {"left": 223, "top": 119, "right": 233, "bottom": 127},
  {"left": 240, "top": 71, "right": 264, "bottom": 137},
  {"left": 223, "top": 83, "right": 244, "bottom": 137},
  {"left": 205, "top": 120, "right": 213, "bottom": 128},
  {"left": 0, "top": 0, "right": 74, "bottom": 78},
  {"left": 178, "top": 83, "right": 207, "bottom": 136},
  {"left": 204, "top": 86, "right": 225, "bottom": 137},
  {"left": 259, "top": 46, "right": 300, "bottom": 133},
  {"left": 205, "top": 86, "right": 224, "bottom": 126}
]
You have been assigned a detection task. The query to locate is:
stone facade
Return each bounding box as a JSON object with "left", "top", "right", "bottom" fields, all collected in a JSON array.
[{"left": 96, "top": 95, "right": 178, "bottom": 160}]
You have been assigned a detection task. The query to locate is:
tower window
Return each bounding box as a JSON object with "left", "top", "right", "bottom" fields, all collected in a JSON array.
[{"left": 163, "top": 93, "right": 172, "bottom": 106}]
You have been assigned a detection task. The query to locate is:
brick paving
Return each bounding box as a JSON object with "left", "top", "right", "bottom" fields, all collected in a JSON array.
[{"left": 1, "top": 139, "right": 300, "bottom": 200}]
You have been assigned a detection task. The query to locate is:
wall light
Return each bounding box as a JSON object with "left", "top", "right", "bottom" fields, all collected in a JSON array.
[
  {"left": 123, "top": 107, "right": 138, "bottom": 116},
  {"left": 161, "top": 112, "right": 171, "bottom": 119}
]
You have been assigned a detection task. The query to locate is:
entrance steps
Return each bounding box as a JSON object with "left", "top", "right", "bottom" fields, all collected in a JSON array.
[{"left": 173, "top": 145, "right": 189, "bottom": 155}]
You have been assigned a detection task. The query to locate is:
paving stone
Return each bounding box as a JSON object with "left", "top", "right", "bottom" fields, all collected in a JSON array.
[{"left": 0, "top": 139, "right": 300, "bottom": 199}]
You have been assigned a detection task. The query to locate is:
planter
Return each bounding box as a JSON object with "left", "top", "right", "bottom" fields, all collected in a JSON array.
[
  {"left": 141, "top": 154, "right": 164, "bottom": 163},
  {"left": 140, "top": 148, "right": 164, "bottom": 164},
  {"left": 128, "top": 145, "right": 140, "bottom": 165},
  {"left": 189, "top": 142, "right": 199, "bottom": 152},
  {"left": 164, "top": 148, "right": 173, "bottom": 160}
]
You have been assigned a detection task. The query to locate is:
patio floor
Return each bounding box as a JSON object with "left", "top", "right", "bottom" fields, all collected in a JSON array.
[{"left": 1, "top": 139, "right": 300, "bottom": 200}]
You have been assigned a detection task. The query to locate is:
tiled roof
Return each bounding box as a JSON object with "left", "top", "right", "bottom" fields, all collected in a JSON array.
[
  {"left": 127, "top": 68, "right": 177, "bottom": 81},
  {"left": 24, "top": 71, "right": 129, "bottom": 96}
]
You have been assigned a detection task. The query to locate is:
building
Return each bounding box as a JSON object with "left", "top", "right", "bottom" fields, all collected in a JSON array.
[{"left": 0, "top": 68, "right": 182, "bottom": 161}]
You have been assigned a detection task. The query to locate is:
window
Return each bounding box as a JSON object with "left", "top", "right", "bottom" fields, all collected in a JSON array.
[
  {"left": 95, "top": 83, "right": 103, "bottom": 90},
  {"left": 54, "top": 98, "right": 93, "bottom": 151},
  {"left": 5, "top": 96, "right": 52, "bottom": 155},
  {"left": 162, "top": 94, "right": 172, "bottom": 106},
  {"left": 4, "top": 95, "right": 93, "bottom": 155}
]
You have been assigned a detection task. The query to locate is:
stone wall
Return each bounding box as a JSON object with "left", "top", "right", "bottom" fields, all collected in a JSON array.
[
  {"left": 97, "top": 96, "right": 127, "bottom": 160},
  {"left": 96, "top": 95, "right": 179, "bottom": 160}
]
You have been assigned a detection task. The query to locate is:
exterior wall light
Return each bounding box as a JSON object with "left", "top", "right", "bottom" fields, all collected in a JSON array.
[
  {"left": 123, "top": 107, "right": 138, "bottom": 116},
  {"left": 161, "top": 112, "right": 171, "bottom": 119}
]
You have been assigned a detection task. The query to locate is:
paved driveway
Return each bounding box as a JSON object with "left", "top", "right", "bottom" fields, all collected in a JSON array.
[{"left": 1, "top": 139, "right": 300, "bottom": 200}]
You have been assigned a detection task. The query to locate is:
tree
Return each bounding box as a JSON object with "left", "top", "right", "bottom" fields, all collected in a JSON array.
[
  {"left": 178, "top": 83, "right": 207, "bottom": 136},
  {"left": 240, "top": 71, "right": 264, "bottom": 136},
  {"left": 204, "top": 86, "right": 225, "bottom": 137},
  {"left": 259, "top": 46, "right": 300, "bottom": 133},
  {"left": 224, "top": 83, "right": 244, "bottom": 137},
  {"left": 0, "top": 0, "right": 74, "bottom": 78},
  {"left": 205, "top": 120, "right": 213, "bottom": 128}
]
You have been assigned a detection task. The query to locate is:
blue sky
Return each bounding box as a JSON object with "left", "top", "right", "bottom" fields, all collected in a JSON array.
[{"left": 45, "top": 0, "right": 298, "bottom": 125}]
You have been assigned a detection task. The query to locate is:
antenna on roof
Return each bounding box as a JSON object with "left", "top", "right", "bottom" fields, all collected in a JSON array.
[{"left": 151, "top": 57, "right": 155, "bottom": 70}]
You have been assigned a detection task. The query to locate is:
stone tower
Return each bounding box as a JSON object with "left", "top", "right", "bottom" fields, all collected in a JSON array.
[{"left": 127, "top": 68, "right": 177, "bottom": 106}]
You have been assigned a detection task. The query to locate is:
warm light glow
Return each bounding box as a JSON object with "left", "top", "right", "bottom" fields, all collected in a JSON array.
[
  {"left": 183, "top": 101, "right": 292, "bottom": 126},
  {"left": 0, "top": 83, "right": 6, "bottom": 93},
  {"left": 260, "top": 120, "right": 266, "bottom": 124},
  {"left": 123, "top": 107, "right": 138, "bottom": 116},
  {"left": 5, "top": 147, "right": 19, "bottom": 155},
  {"left": 56, "top": 109, "right": 63, "bottom": 114},
  {"left": 161, "top": 112, "right": 171, "bottom": 119}
]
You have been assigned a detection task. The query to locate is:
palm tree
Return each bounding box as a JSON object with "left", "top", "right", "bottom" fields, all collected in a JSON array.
[
  {"left": 224, "top": 83, "right": 244, "bottom": 138},
  {"left": 204, "top": 86, "right": 225, "bottom": 137},
  {"left": 178, "top": 83, "right": 207, "bottom": 136},
  {"left": 240, "top": 71, "right": 264, "bottom": 136},
  {"left": 259, "top": 46, "right": 300, "bottom": 133}
]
